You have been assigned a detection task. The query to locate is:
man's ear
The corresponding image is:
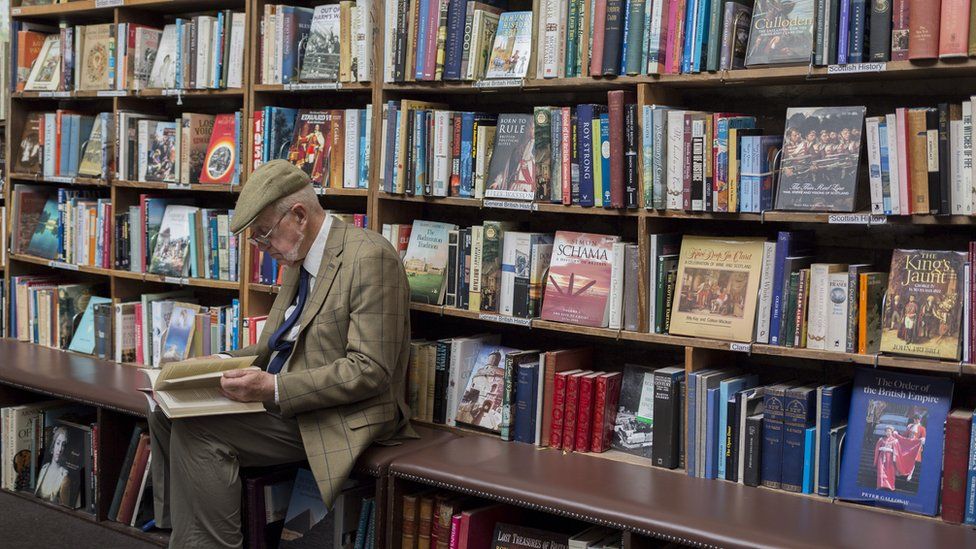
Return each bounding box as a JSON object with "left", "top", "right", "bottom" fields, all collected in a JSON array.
[{"left": 292, "top": 203, "right": 308, "bottom": 226}]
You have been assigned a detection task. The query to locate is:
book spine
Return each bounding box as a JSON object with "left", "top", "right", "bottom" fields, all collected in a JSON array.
[
  {"left": 769, "top": 232, "right": 792, "bottom": 346},
  {"left": 848, "top": 0, "right": 867, "bottom": 63},
  {"left": 550, "top": 372, "right": 569, "bottom": 449},
  {"left": 761, "top": 387, "right": 786, "bottom": 489},
  {"left": 608, "top": 91, "right": 627, "bottom": 208},
  {"left": 500, "top": 353, "right": 515, "bottom": 441},
  {"left": 908, "top": 0, "right": 942, "bottom": 59},
  {"left": 782, "top": 391, "right": 811, "bottom": 492},
  {"left": 891, "top": 0, "right": 910, "bottom": 60},
  {"left": 590, "top": 375, "right": 609, "bottom": 451},
  {"left": 837, "top": 0, "right": 851, "bottom": 64},
  {"left": 943, "top": 412, "right": 972, "bottom": 523},
  {"left": 744, "top": 415, "right": 763, "bottom": 487},
  {"left": 652, "top": 371, "right": 679, "bottom": 468},
  {"left": 603, "top": 0, "right": 625, "bottom": 74},
  {"left": 754, "top": 241, "right": 777, "bottom": 344},
  {"left": 869, "top": 0, "right": 892, "bottom": 61},
  {"left": 965, "top": 411, "right": 976, "bottom": 524},
  {"left": 940, "top": 0, "right": 971, "bottom": 57},
  {"left": 562, "top": 373, "right": 582, "bottom": 450},
  {"left": 574, "top": 375, "right": 596, "bottom": 452},
  {"left": 578, "top": 106, "right": 596, "bottom": 206},
  {"left": 846, "top": 268, "right": 862, "bottom": 353}
]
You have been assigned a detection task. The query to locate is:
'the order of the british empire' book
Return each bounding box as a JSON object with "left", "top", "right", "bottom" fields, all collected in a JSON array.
[
  {"left": 540, "top": 231, "right": 620, "bottom": 327},
  {"left": 484, "top": 11, "right": 533, "bottom": 79},
  {"left": 879, "top": 249, "right": 967, "bottom": 360},
  {"left": 838, "top": 368, "right": 953, "bottom": 516},
  {"left": 402, "top": 220, "right": 458, "bottom": 305},
  {"left": 667, "top": 236, "right": 766, "bottom": 342},
  {"left": 744, "top": 0, "right": 816, "bottom": 67},
  {"left": 484, "top": 113, "right": 535, "bottom": 200}
]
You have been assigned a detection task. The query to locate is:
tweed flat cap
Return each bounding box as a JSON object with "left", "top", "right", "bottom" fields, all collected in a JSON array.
[{"left": 230, "top": 159, "right": 311, "bottom": 234}]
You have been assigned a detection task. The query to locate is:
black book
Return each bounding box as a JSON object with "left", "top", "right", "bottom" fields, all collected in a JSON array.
[
  {"left": 677, "top": 379, "right": 685, "bottom": 469},
  {"left": 602, "top": 0, "right": 625, "bottom": 75},
  {"left": 624, "top": 103, "right": 639, "bottom": 208},
  {"left": 651, "top": 367, "right": 685, "bottom": 469},
  {"left": 457, "top": 228, "right": 471, "bottom": 310},
  {"left": 725, "top": 393, "right": 738, "bottom": 482},
  {"left": 868, "top": 0, "right": 891, "bottom": 61},
  {"left": 827, "top": 0, "right": 840, "bottom": 64},
  {"left": 108, "top": 425, "right": 147, "bottom": 521},
  {"left": 93, "top": 303, "right": 113, "bottom": 360},
  {"left": 446, "top": 230, "right": 459, "bottom": 307},
  {"left": 404, "top": 111, "right": 415, "bottom": 195},
  {"left": 434, "top": 340, "right": 450, "bottom": 423},
  {"left": 744, "top": 413, "right": 764, "bottom": 487},
  {"left": 848, "top": 0, "right": 868, "bottom": 63},
  {"left": 393, "top": 0, "right": 410, "bottom": 81},
  {"left": 937, "top": 103, "right": 950, "bottom": 215},
  {"left": 925, "top": 107, "right": 941, "bottom": 214},
  {"left": 570, "top": 112, "right": 580, "bottom": 204},
  {"left": 777, "top": 256, "right": 813, "bottom": 344}
]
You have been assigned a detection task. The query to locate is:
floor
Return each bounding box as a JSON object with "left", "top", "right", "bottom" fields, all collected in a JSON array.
[{"left": 0, "top": 489, "right": 334, "bottom": 549}]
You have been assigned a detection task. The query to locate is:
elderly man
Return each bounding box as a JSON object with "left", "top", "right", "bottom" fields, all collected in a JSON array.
[{"left": 148, "top": 160, "right": 415, "bottom": 548}]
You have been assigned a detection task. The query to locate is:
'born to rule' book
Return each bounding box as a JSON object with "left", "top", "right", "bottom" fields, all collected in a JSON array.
[{"left": 837, "top": 368, "right": 953, "bottom": 516}]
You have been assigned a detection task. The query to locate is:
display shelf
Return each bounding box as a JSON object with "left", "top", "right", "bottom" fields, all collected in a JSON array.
[
  {"left": 11, "top": 88, "right": 243, "bottom": 100},
  {"left": 9, "top": 173, "right": 110, "bottom": 187},
  {"left": 111, "top": 269, "right": 240, "bottom": 290},
  {"left": 113, "top": 179, "right": 242, "bottom": 193},
  {"left": 252, "top": 82, "right": 373, "bottom": 94},
  {"left": 10, "top": 252, "right": 114, "bottom": 277},
  {"left": 314, "top": 187, "right": 370, "bottom": 197}
]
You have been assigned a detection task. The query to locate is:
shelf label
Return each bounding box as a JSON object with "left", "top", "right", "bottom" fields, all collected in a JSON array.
[
  {"left": 474, "top": 78, "right": 524, "bottom": 89},
  {"left": 96, "top": 0, "right": 124, "bottom": 7},
  {"left": 478, "top": 313, "right": 532, "bottom": 326},
  {"left": 167, "top": 183, "right": 192, "bottom": 190},
  {"left": 11, "top": 7, "right": 21, "bottom": 15},
  {"left": 315, "top": 187, "right": 328, "bottom": 195},
  {"left": 39, "top": 91, "right": 72, "bottom": 98},
  {"left": 96, "top": 89, "right": 127, "bottom": 97},
  {"left": 46, "top": 176, "right": 75, "bottom": 184},
  {"left": 162, "top": 276, "right": 188, "bottom": 285},
  {"left": 161, "top": 89, "right": 182, "bottom": 96},
  {"left": 827, "top": 213, "right": 887, "bottom": 225},
  {"left": 729, "top": 342, "right": 752, "bottom": 353},
  {"left": 284, "top": 82, "right": 342, "bottom": 91},
  {"left": 50, "top": 261, "right": 79, "bottom": 271},
  {"left": 483, "top": 199, "right": 537, "bottom": 211},
  {"left": 827, "top": 62, "right": 886, "bottom": 75}
]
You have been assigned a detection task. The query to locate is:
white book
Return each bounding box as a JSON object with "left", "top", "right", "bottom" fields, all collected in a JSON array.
[
  {"left": 754, "top": 240, "right": 777, "bottom": 344},
  {"left": 384, "top": 0, "right": 397, "bottom": 82},
  {"left": 647, "top": 0, "right": 666, "bottom": 73},
  {"left": 344, "top": 109, "right": 361, "bottom": 188},
  {"left": 885, "top": 113, "right": 901, "bottom": 215},
  {"left": 195, "top": 16, "right": 215, "bottom": 89},
  {"left": 25, "top": 34, "right": 61, "bottom": 92},
  {"left": 666, "top": 110, "right": 687, "bottom": 210},
  {"left": 556, "top": 0, "right": 567, "bottom": 78},
  {"left": 806, "top": 263, "right": 846, "bottom": 350},
  {"left": 116, "top": 23, "right": 128, "bottom": 90},
  {"left": 137, "top": 119, "right": 153, "bottom": 182},
  {"left": 432, "top": 110, "right": 452, "bottom": 196},
  {"left": 149, "top": 24, "right": 178, "bottom": 88},
  {"left": 468, "top": 226, "right": 484, "bottom": 311},
  {"left": 226, "top": 12, "right": 245, "bottom": 88},
  {"left": 608, "top": 242, "right": 627, "bottom": 330},
  {"left": 826, "top": 272, "right": 849, "bottom": 352},
  {"left": 446, "top": 334, "right": 500, "bottom": 427},
  {"left": 962, "top": 101, "right": 974, "bottom": 215},
  {"left": 498, "top": 231, "right": 528, "bottom": 316},
  {"left": 865, "top": 116, "right": 884, "bottom": 214},
  {"left": 951, "top": 118, "right": 966, "bottom": 215},
  {"left": 542, "top": 0, "right": 561, "bottom": 78},
  {"left": 473, "top": 125, "right": 496, "bottom": 199}
]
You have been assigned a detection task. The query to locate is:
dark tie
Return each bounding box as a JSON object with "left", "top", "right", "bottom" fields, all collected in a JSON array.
[{"left": 266, "top": 267, "right": 311, "bottom": 375}]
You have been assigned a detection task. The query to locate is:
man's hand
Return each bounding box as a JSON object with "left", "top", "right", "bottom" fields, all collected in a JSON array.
[{"left": 219, "top": 369, "right": 275, "bottom": 403}]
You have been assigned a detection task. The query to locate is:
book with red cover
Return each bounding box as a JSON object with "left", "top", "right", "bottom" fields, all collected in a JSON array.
[
  {"left": 939, "top": 0, "right": 970, "bottom": 57},
  {"left": 198, "top": 113, "right": 239, "bottom": 184},
  {"left": 591, "top": 371, "right": 623, "bottom": 453},
  {"left": 607, "top": 90, "right": 636, "bottom": 208},
  {"left": 574, "top": 372, "right": 602, "bottom": 452},
  {"left": 541, "top": 349, "right": 593, "bottom": 447},
  {"left": 941, "top": 408, "right": 973, "bottom": 523},
  {"left": 541, "top": 231, "right": 620, "bottom": 327},
  {"left": 908, "top": 0, "right": 943, "bottom": 59},
  {"left": 16, "top": 30, "right": 47, "bottom": 92},
  {"left": 561, "top": 370, "right": 591, "bottom": 451},
  {"left": 549, "top": 368, "right": 583, "bottom": 449},
  {"left": 456, "top": 504, "right": 521, "bottom": 549},
  {"left": 115, "top": 432, "right": 150, "bottom": 525}
]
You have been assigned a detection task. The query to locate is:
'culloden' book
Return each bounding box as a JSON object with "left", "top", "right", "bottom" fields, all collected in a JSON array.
[
  {"left": 744, "top": 0, "right": 816, "bottom": 66},
  {"left": 484, "top": 114, "right": 535, "bottom": 200},
  {"left": 838, "top": 368, "right": 953, "bottom": 516},
  {"left": 540, "top": 231, "right": 620, "bottom": 327},
  {"left": 483, "top": 11, "right": 533, "bottom": 79},
  {"left": 879, "top": 249, "right": 967, "bottom": 360},
  {"left": 403, "top": 220, "right": 458, "bottom": 305}
]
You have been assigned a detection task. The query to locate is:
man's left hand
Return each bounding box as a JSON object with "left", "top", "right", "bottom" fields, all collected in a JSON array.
[{"left": 219, "top": 369, "right": 275, "bottom": 403}]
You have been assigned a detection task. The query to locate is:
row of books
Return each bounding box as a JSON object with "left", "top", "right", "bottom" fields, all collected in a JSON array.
[
  {"left": 258, "top": 2, "right": 374, "bottom": 85},
  {"left": 15, "top": 14, "right": 245, "bottom": 93},
  {"left": 12, "top": 111, "right": 110, "bottom": 180},
  {"left": 1, "top": 401, "right": 104, "bottom": 516},
  {"left": 251, "top": 211, "right": 368, "bottom": 285},
  {"left": 13, "top": 187, "right": 111, "bottom": 268},
  {"left": 107, "top": 424, "right": 154, "bottom": 529},
  {"left": 252, "top": 106, "right": 374, "bottom": 190}
]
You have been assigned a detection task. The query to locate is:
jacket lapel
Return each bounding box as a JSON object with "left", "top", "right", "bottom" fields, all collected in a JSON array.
[{"left": 297, "top": 219, "right": 346, "bottom": 333}]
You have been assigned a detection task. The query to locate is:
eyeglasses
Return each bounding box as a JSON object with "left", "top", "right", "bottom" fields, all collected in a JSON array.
[{"left": 247, "top": 210, "right": 290, "bottom": 248}]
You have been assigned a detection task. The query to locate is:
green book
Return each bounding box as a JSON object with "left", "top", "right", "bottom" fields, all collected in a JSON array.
[{"left": 533, "top": 107, "right": 552, "bottom": 201}]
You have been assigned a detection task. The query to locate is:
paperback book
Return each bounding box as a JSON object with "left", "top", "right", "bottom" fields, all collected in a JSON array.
[{"left": 484, "top": 12, "right": 533, "bottom": 79}]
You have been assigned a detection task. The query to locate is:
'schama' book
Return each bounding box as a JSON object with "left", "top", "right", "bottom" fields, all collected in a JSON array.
[{"left": 540, "top": 231, "right": 620, "bottom": 328}]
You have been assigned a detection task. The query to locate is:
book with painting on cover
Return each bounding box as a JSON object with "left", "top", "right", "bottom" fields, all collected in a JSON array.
[
  {"left": 141, "top": 355, "right": 264, "bottom": 418},
  {"left": 775, "top": 107, "right": 867, "bottom": 212},
  {"left": 26, "top": 196, "right": 60, "bottom": 260},
  {"left": 143, "top": 121, "right": 177, "bottom": 183},
  {"left": 77, "top": 24, "right": 115, "bottom": 91},
  {"left": 484, "top": 114, "right": 535, "bottom": 200},
  {"left": 744, "top": 0, "right": 816, "bottom": 66},
  {"left": 148, "top": 24, "right": 177, "bottom": 89},
  {"left": 667, "top": 236, "right": 767, "bottom": 342},
  {"left": 455, "top": 344, "right": 519, "bottom": 432},
  {"left": 879, "top": 249, "right": 968, "bottom": 360},
  {"left": 287, "top": 110, "right": 332, "bottom": 185},
  {"left": 403, "top": 220, "right": 458, "bottom": 305},
  {"left": 484, "top": 11, "right": 533, "bottom": 79},
  {"left": 25, "top": 34, "right": 61, "bottom": 91},
  {"left": 15, "top": 112, "right": 44, "bottom": 173},
  {"left": 159, "top": 302, "right": 201, "bottom": 364},
  {"left": 540, "top": 231, "right": 620, "bottom": 328},
  {"left": 149, "top": 204, "right": 198, "bottom": 277},
  {"left": 300, "top": 4, "right": 341, "bottom": 82}
]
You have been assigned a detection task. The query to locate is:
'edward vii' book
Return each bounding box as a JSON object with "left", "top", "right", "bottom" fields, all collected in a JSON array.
[
  {"left": 540, "top": 231, "right": 620, "bottom": 327},
  {"left": 838, "top": 368, "right": 953, "bottom": 516},
  {"left": 879, "top": 249, "right": 968, "bottom": 360}
]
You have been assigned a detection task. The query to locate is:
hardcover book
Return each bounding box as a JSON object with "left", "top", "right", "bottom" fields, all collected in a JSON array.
[
  {"left": 744, "top": 0, "right": 816, "bottom": 66},
  {"left": 159, "top": 302, "right": 201, "bottom": 364},
  {"left": 300, "top": 4, "right": 342, "bottom": 82},
  {"left": 492, "top": 523, "right": 568, "bottom": 549},
  {"left": 15, "top": 112, "right": 44, "bottom": 173},
  {"left": 68, "top": 296, "right": 112, "bottom": 355},
  {"left": 610, "top": 364, "right": 657, "bottom": 458},
  {"left": 403, "top": 220, "right": 458, "bottom": 304},
  {"left": 484, "top": 114, "right": 535, "bottom": 200},
  {"left": 455, "top": 344, "right": 519, "bottom": 432},
  {"left": 483, "top": 11, "right": 533, "bottom": 79},
  {"left": 198, "top": 114, "right": 238, "bottom": 185},
  {"left": 144, "top": 121, "right": 177, "bottom": 183},
  {"left": 540, "top": 231, "right": 620, "bottom": 327},
  {"left": 78, "top": 115, "right": 107, "bottom": 178},
  {"left": 879, "top": 249, "right": 967, "bottom": 360},
  {"left": 287, "top": 110, "right": 332, "bottom": 185},
  {"left": 26, "top": 197, "right": 60, "bottom": 260},
  {"left": 181, "top": 113, "right": 216, "bottom": 184},
  {"left": 77, "top": 24, "right": 114, "bottom": 91},
  {"left": 24, "top": 34, "right": 61, "bottom": 91},
  {"left": 838, "top": 368, "right": 953, "bottom": 516},
  {"left": 148, "top": 24, "right": 177, "bottom": 89},
  {"left": 149, "top": 205, "right": 198, "bottom": 277},
  {"left": 668, "top": 236, "right": 767, "bottom": 342},
  {"left": 775, "top": 107, "right": 867, "bottom": 212}
]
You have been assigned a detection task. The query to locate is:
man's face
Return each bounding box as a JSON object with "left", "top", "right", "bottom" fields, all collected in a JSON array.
[{"left": 253, "top": 206, "right": 307, "bottom": 267}]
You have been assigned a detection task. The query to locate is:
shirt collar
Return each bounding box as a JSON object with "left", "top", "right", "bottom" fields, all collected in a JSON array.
[{"left": 302, "top": 214, "right": 333, "bottom": 277}]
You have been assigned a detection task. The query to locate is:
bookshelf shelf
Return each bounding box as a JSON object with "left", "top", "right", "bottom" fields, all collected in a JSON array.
[
  {"left": 2, "top": 487, "right": 97, "bottom": 523},
  {"left": 248, "top": 283, "right": 279, "bottom": 294},
  {"left": 314, "top": 187, "right": 369, "bottom": 197},
  {"left": 379, "top": 193, "right": 640, "bottom": 216},
  {"left": 10, "top": 0, "right": 100, "bottom": 19},
  {"left": 11, "top": 89, "right": 244, "bottom": 100},
  {"left": 9, "top": 173, "right": 110, "bottom": 187},
  {"left": 10, "top": 253, "right": 113, "bottom": 277},
  {"left": 111, "top": 269, "right": 240, "bottom": 290},
  {"left": 113, "top": 179, "right": 241, "bottom": 193},
  {"left": 252, "top": 82, "right": 373, "bottom": 94}
]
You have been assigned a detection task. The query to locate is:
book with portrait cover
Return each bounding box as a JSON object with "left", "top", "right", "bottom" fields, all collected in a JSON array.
[
  {"left": 540, "top": 231, "right": 620, "bottom": 328},
  {"left": 403, "top": 220, "right": 458, "bottom": 305},
  {"left": 456, "top": 344, "right": 519, "bottom": 432},
  {"left": 484, "top": 11, "right": 534, "bottom": 79},
  {"left": 300, "top": 4, "right": 341, "bottom": 82},
  {"left": 15, "top": 112, "right": 44, "bottom": 173},
  {"left": 143, "top": 121, "right": 177, "bottom": 183},
  {"left": 775, "top": 107, "right": 867, "bottom": 212},
  {"left": 668, "top": 236, "right": 767, "bottom": 342},
  {"left": 198, "top": 114, "right": 238, "bottom": 185},
  {"left": 744, "top": 0, "right": 816, "bottom": 66},
  {"left": 287, "top": 110, "right": 332, "bottom": 185},
  {"left": 484, "top": 114, "right": 535, "bottom": 200},
  {"left": 838, "top": 368, "right": 953, "bottom": 516},
  {"left": 879, "top": 249, "right": 967, "bottom": 360}
]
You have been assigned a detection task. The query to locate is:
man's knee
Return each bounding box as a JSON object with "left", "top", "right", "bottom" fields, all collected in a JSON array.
[{"left": 148, "top": 409, "right": 170, "bottom": 433}]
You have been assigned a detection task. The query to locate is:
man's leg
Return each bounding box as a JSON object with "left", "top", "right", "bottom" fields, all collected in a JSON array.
[
  {"left": 165, "top": 412, "right": 306, "bottom": 549},
  {"left": 148, "top": 410, "right": 173, "bottom": 529}
]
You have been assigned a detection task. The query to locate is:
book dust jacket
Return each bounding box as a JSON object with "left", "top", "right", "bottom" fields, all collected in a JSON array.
[{"left": 540, "top": 231, "right": 620, "bottom": 327}]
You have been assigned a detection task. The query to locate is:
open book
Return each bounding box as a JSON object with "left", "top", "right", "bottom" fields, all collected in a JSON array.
[{"left": 141, "top": 356, "right": 265, "bottom": 419}]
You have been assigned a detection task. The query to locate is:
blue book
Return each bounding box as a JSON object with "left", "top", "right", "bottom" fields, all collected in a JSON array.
[
  {"left": 459, "top": 112, "right": 475, "bottom": 197},
  {"left": 782, "top": 385, "right": 817, "bottom": 492},
  {"left": 717, "top": 375, "right": 758, "bottom": 479},
  {"left": 231, "top": 298, "right": 240, "bottom": 349},
  {"left": 693, "top": 0, "right": 711, "bottom": 73},
  {"left": 512, "top": 355, "right": 540, "bottom": 444},
  {"left": 802, "top": 427, "right": 816, "bottom": 494},
  {"left": 358, "top": 109, "right": 369, "bottom": 188},
  {"left": 71, "top": 116, "right": 95, "bottom": 176},
  {"left": 682, "top": 0, "right": 698, "bottom": 73},
  {"left": 59, "top": 114, "right": 75, "bottom": 176},
  {"left": 705, "top": 387, "right": 720, "bottom": 479},
  {"left": 443, "top": 0, "right": 468, "bottom": 80},
  {"left": 576, "top": 104, "right": 603, "bottom": 207},
  {"left": 383, "top": 102, "right": 398, "bottom": 192},
  {"left": 599, "top": 113, "right": 611, "bottom": 205},
  {"left": 769, "top": 231, "right": 813, "bottom": 345},
  {"left": 67, "top": 296, "right": 111, "bottom": 354},
  {"left": 761, "top": 383, "right": 790, "bottom": 489},
  {"left": 965, "top": 411, "right": 976, "bottom": 524},
  {"left": 847, "top": 0, "right": 866, "bottom": 64},
  {"left": 27, "top": 197, "right": 60, "bottom": 260},
  {"left": 838, "top": 368, "right": 954, "bottom": 516},
  {"left": 213, "top": 12, "right": 224, "bottom": 85},
  {"left": 686, "top": 369, "right": 717, "bottom": 477},
  {"left": 739, "top": 135, "right": 757, "bottom": 212},
  {"left": 837, "top": 0, "right": 851, "bottom": 64},
  {"left": 817, "top": 382, "right": 852, "bottom": 496},
  {"left": 175, "top": 19, "right": 185, "bottom": 89},
  {"left": 415, "top": 0, "right": 430, "bottom": 80},
  {"left": 619, "top": 0, "right": 631, "bottom": 75},
  {"left": 878, "top": 118, "right": 892, "bottom": 214}
]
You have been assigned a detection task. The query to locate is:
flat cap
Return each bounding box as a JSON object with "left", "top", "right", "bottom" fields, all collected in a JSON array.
[{"left": 230, "top": 160, "right": 311, "bottom": 234}]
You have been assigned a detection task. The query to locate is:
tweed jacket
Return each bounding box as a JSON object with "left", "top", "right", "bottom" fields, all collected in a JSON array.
[{"left": 229, "top": 219, "right": 415, "bottom": 508}]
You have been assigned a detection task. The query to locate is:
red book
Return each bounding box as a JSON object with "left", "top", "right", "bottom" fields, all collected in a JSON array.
[
  {"left": 591, "top": 371, "right": 623, "bottom": 452},
  {"left": 667, "top": 0, "right": 687, "bottom": 74},
  {"left": 942, "top": 409, "right": 972, "bottom": 523},
  {"left": 541, "top": 349, "right": 592, "bottom": 447},
  {"left": 574, "top": 372, "right": 601, "bottom": 452},
  {"left": 590, "top": 0, "right": 608, "bottom": 76},
  {"left": 16, "top": 30, "right": 46, "bottom": 92},
  {"left": 252, "top": 109, "right": 264, "bottom": 171},
  {"left": 549, "top": 368, "right": 583, "bottom": 449},
  {"left": 908, "top": 0, "right": 943, "bottom": 59},
  {"left": 540, "top": 231, "right": 620, "bottom": 327},
  {"left": 456, "top": 504, "right": 520, "bottom": 549},
  {"left": 450, "top": 514, "right": 462, "bottom": 549},
  {"left": 134, "top": 303, "right": 144, "bottom": 365},
  {"left": 607, "top": 91, "right": 635, "bottom": 208},
  {"left": 199, "top": 113, "right": 239, "bottom": 184},
  {"left": 891, "top": 0, "right": 911, "bottom": 61},
  {"left": 561, "top": 370, "right": 591, "bottom": 451},
  {"left": 561, "top": 107, "right": 573, "bottom": 205},
  {"left": 116, "top": 433, "right": 150, "bottom": 525},
  {"left": 939, "top": 0, "right": 971, "bottom": 57}
]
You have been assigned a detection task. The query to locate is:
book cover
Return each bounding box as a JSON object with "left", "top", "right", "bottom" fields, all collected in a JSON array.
[
  {"left": 456, "top": 344, "right": 519, "bottom": 432},
  {"left": 198, "top": 114, "right": 238, "bottom": 185},
  {"left": 144, "top": 121, "right": 177, "bottom": 182},
  {"left": 25, "top": 34, "right": 60, "bottom": 91},
  {"left": 149, "top": 205, "right": 197, "bottom": 277},
  {"left": 300, "top": 4, "right": 342, "bottom": 81},
  {"left": 78, "top": 115, "right": 106, "bottom": 178},
  {"left": 26, "top": 197, "right": 60, "bottom": 260},
  {"left": 484, "top": 114, "right": 535, "bottom": 200},
  {"left": 287, "top": 110, "right": 332, "bottom": 185},
  {"left": 744, "top": 0, "right": 816, "bottom": 66},
  {"left": 280, "top": 468, "right": 329, "bottom": 542},
  {"left": 67, "top": 296, "right": 111, "bottom": 355},
  {"left": 838, "top": 368, "right": 953, "bottom": 516},
  {"left": 610, "top": 364, "right": 656, "bottom": 458},
  {"left": 148, "top": 24, "right": 177, "bottom": 88},
  {"left": 942, "top": 409, "right": 972, "bottom": 523},
  {"left": 540, "top": 231, "right": 620, "bottom": 327},
  {"left": 668, "top": 235, "right": 766, "bottom": 342},
  {"left": 182, "top": 113, "right": 216, "bottom": 184},
  {"left": 78, "top": 24, "right": 114, "bottom": 91},
  {"left": 16, "top": 112, "right": 44, "bottom": 173},
  {"left": 880, "top": 249, "right": 967, "bottom": 360},
  {"left": 492, "top": 523, "right": 568, "bottom": 549},
  {"left": 651, "top": 366, "right": 686, "bottom": 468},
  {"left": 484, "top": 11, "right": 533, "bottom": 79},
  {"left": 403, "top": 220, "right": 459, "bottom": 304},
  {"left": 775, "top": 106, "right": 867, "bottom": 212},
  {"left": 159, "top": 302, "right": 200, "bottom": 364}
]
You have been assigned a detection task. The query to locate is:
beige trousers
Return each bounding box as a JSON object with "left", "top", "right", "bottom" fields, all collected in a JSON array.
[{"left": 148, "top": 410, "right": 306, "bottom": 548}]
